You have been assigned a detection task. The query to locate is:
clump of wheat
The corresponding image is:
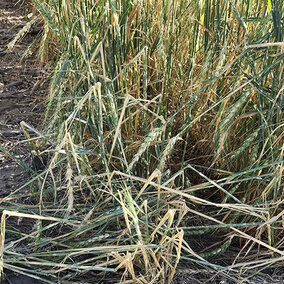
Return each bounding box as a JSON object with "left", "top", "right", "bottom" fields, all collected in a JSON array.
[{"left": 2, "top": 0, "right": 283, "bottom": 282}]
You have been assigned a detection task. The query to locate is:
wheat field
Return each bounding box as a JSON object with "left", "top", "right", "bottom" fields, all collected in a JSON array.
[{"left": 1, "top": 0, "right": 283, "bottom": 283}]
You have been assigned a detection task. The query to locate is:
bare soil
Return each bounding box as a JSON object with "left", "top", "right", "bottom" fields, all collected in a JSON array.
[
  {"left": 0, "top": 0, "right": 47, "bottom": 283},
  {"left": 0, "top": 0, "right": 47, "bottom": 193}
]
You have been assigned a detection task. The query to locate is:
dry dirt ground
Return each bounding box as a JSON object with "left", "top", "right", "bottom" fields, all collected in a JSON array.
[
  {"left": 0, "top": 0, "right": 47, "bottom": 283},
  {"left": 0, "top": 0, "right": 47, "bottom": 195}
]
